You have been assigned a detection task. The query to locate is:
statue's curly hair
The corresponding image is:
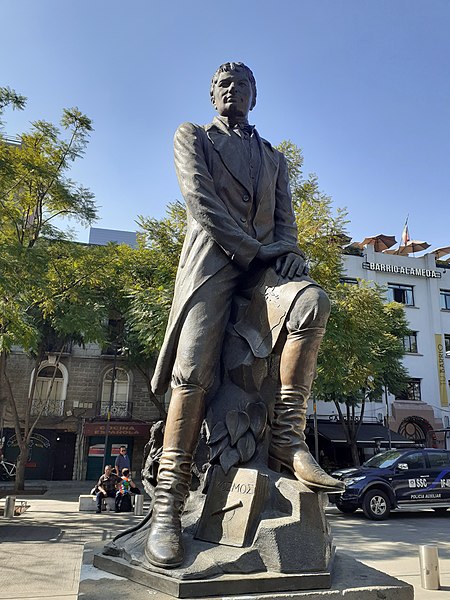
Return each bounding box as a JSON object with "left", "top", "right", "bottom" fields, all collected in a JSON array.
[{"left": 210, "top": 62, "right": 257, "bottom": 110}]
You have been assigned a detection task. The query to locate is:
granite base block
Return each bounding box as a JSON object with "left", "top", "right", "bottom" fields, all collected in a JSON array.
[{"left": 91, "top": 552, "right": 414, "bottom": 599}]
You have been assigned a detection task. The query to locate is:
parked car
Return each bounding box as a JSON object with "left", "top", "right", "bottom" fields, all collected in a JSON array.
[{"left": 329, "top": 448, "right": 450, "bottom": 520}]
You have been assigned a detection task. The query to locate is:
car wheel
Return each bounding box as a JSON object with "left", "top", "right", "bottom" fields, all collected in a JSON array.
[
  {"left": 362, "top": 489, "right": 390, "bottom": 520},
  {"left": 335, "top": 501, "right": 357, "bottom": 514},
  {"left": 433, "top": 507, "right": 448, "bottom": 515}
]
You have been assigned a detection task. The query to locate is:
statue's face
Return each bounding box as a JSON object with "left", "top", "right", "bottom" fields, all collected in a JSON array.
[{"left": 213, "top": 70, "right": 254, "bottom": 118}]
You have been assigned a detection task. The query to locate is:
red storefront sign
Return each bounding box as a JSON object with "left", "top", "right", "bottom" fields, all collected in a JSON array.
[{"left": 83, "top": 422, "right": 151, "bottom": 437}]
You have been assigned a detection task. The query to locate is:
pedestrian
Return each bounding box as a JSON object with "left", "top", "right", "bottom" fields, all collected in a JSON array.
[
  {"left": 114, "top": 445, "right": 130, "bottom": 476},
  {"left": 115, "top": 468, "right": 140, "bottom": 512},
  {"left": 95, "top": 465, "right": 120, "bottom": 513}
]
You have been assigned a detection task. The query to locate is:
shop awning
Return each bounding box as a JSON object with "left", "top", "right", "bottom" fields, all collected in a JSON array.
[
  {"left": 83, "top": 421, "right": 151, "bottom": 437},
  {"left": 308, "top": 420, "right": 414, "bottom": 448}
]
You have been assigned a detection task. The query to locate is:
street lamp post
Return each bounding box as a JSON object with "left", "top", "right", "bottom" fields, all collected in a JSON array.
[
  {"left": 101, "top": 344, "right": 118, "bottom": 473},
  {"left": 384, "top": 385, "right": 392, "bottom": 450}
]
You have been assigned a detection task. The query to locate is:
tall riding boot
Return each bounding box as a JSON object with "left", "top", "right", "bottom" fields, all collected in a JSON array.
[
  {"left": 145, "top": 384, "right": 205, "bottom": 568},
  {"left": 269, "top": 327, "right": 344, "bottom": 492}
]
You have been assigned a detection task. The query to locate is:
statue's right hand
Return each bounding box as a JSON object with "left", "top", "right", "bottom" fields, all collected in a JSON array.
[{"left": 256, "top": 241, "right": 300, "bottom": 262}]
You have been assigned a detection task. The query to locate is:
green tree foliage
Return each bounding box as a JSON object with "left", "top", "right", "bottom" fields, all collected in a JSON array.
[
  {"left": 0, "top": 86, "right": 26, "bottom": 128},
  {"left": 126, "top": 202, "right": 186, "bottom": 354},
  {"left": 94, "top": 241, "right": 169, "bottom": 419},
  {"left": 277, "top": 140, "right": 349, "bottom": 290},
  {"left": 0, "top": 88, "right": 102, "bottom": 489},
  {"left": 0, "top": 108, "right": 96, "bottom": 247}
]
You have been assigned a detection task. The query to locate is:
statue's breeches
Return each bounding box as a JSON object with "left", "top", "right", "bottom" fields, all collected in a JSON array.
[{"left": 171, "top": 265, "right": 329, "bottom": 392}]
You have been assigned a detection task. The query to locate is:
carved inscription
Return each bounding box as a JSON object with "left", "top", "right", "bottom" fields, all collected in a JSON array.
[
  {"left": 216, "top": 481, "right": 256, "bottom": 495},
  {"left": 195, "top": 466, "right": 268, "bottom": 547}
]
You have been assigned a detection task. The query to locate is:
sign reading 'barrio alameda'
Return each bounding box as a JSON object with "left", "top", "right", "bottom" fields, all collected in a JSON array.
[{"left": 363, "top": 261, "right": 442, "bottom": 279}]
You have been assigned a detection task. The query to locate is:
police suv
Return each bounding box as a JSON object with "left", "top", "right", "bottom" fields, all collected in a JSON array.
[{"left": 329, "top": 448, "right": 450, "bottom": 520}]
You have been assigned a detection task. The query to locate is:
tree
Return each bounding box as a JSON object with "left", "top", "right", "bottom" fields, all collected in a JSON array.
[
  {"left": 277, "top": 140, "right": 349, "bottom": 290},
  {"left": 125, "top": 202, "right": 186, "bottom": 357},
  {"left": 314, "top": 282, "right": 409, "bottom": 466},
  {"left": 0, "top": 88, "right": 99, "bottom": 490},
  {"left": 94, "top": 241, "right": 171, "bottom": 419},
  {"left": 0, "top": 86, "right": 26, "bottom": 128}
]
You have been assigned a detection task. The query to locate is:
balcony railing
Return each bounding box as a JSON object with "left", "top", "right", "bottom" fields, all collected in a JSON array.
[
  {"left": 31, "top": 398, "right": 64, "bottom": 417},
  {"left": 98, "top": 400, "right": 130, "bottom": 419}
]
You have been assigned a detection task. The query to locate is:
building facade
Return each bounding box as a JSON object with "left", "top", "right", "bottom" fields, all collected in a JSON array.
[
  {"left": 311, "top": 242, "right": 450, "bottom": 459},
  {"left": 2, "top": 342, "right": 163, "bottom": 481}
]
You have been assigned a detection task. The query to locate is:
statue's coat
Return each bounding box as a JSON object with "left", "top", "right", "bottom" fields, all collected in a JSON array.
[{"left": 151, "top": 117, "right": 314, "bottom": 395}]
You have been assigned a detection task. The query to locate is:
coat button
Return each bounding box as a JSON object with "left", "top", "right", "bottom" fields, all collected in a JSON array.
[
  {"left": 240, "top": 217, "right": 247, "bottom": 223},
  {"left": 242, "top": 194, "right": 250, "bottom": 202}
]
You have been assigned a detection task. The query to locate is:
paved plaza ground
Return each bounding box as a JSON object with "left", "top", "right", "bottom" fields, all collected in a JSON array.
[{"left": 0, "top": 481, "right": 449, "bottom": 599}]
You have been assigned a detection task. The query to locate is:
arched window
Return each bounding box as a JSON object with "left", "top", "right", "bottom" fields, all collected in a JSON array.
[
  {"left": 31, "top": 362, "right": 68, "bottom": 416},
  {"left": 100, "top": 368, "right": 130, "bottom": 418}
]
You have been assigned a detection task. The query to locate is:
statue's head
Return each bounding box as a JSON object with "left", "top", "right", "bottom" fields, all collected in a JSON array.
[{"left": 210, "top": 62, "right": 257, "bottom": 118}]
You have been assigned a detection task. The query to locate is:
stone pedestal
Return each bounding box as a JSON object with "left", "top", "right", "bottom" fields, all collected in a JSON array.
[
  {"left": 88, "top": 552, "right": 414, "bottom": 599},
  {"left": 95, "top": 469, "right": 335, "bottom": 596}
]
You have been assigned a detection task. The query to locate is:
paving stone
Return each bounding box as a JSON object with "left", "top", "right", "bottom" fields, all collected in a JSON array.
[{"left": 0, "top": 543, "right": 83, "bottom": 599}]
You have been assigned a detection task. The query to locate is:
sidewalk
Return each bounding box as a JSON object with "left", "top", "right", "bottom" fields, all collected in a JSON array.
[
  {"left": 0, "top": 481, "right": 148, "bottom": 600},
  {"left": 0, "top": 481, "right": 449, "bottom": 599}
]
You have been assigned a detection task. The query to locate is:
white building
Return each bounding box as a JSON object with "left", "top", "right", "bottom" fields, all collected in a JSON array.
[{"left": 313, "top": 240, "right": 450, "bottom": 451}]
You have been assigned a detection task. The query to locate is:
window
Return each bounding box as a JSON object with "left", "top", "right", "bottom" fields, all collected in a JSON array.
[
  {"left": 100, "top": 367, "right": 130, "bottom": 417},
  {"left": 440, "top": 290, "right": 450, "bottom": 310},
  {"left": 402, "top": 451, "right": 426, "bottom": 469},
  {"left": 428, "top": 451, "right": 450, "bottom": 468},
  {"left": 395, "top": 378, "right": 422, "bottom": 402},
  {"left": 403, "top": 332, "right": 418, "bottom": 354},
  {"left": 388, "top": 283, "right": 414, "bottom": 306},
  {"left": 444, "top": 334, "right": 450, "bottom": 356},
  {"left": 101, "top": 318, "right": 125, "bottom": 355},
  {"left": 31, "top": 363, "right": 68, "bottom": 416},
  {"left": 340, "top": 277, "right": 358, "bottom": 286}
]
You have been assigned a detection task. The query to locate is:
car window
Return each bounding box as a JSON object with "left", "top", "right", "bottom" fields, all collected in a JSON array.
[
  {"left": 427, "top": 452, "right": 450, "bottom": 468},
  {"left": 401, "top": 451, "right": 426, "bottom": 469},
  {"left": 363, "top": 450, "right": 404, "bottom": 468}
]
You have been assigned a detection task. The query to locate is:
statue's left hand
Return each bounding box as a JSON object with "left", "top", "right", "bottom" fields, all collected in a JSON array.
[{"left": 275, "top": 252, "right": 308, "bottom": 279}]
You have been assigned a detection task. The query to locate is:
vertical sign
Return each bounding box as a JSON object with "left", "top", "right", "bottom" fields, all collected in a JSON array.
[{"left": 435, "top": 334, "right": 449, "bottom": 407}]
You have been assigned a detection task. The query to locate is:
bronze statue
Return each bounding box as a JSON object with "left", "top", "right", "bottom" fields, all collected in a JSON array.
[{"left": 146, "top": 62, "right": 343, "bottom": 569}]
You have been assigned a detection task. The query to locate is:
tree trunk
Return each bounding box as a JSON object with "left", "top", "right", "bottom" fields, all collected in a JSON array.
[
  {"left": 14, "top": 445, "right": 27, "bottom": 492},
  {"left": 334, "top": 399, "right": 361, "bottom": 467},
  {"left": 137, "top": 365, "right": 167, "bottom": 419},
  {"left": 350, "top": 438, "right": 360, "bottom": 467}
]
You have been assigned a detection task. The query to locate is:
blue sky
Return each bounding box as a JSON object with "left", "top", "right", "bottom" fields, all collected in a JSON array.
[{"left": 3, "top": 1, "right": 450, "bottom": 248}]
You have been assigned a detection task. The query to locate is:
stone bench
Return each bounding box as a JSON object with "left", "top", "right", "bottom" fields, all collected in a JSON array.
[
  {"left": 0, "top": 498, "right": 30, "bottom": 516},
  {"left": 78, "top": 494, "right": 136, "bottom": 512}
]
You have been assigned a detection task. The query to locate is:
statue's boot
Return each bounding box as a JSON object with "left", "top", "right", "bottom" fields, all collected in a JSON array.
[
  {"left": 269, "top": 327, "right": 344, "bottom": 492},
  {"left": 145, "top": 384, "right": 204, "bottom": 568}
]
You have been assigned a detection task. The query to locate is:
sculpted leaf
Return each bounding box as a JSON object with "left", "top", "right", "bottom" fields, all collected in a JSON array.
[
  {"left": 226, "top": 410, "right": 250, "bottom": 445},
  {"left": 219, "top": 446, "right": 240, "bottom": 475},
  {"left": 208, "top": 421, "right": 228, "bottom": 445},
  {"left": 247, "top": 401, "right": 268, "bottom": 441},
  {"left": 209, "top": 435, "right": 230, "bottom": 463},
  {"left": 236, "top": 431, "right": 256, "bottom": 463}
]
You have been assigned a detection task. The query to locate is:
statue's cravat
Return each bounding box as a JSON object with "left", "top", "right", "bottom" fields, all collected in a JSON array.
[{"left": 232, "top": 122, "right": 255, "bottom": 139}]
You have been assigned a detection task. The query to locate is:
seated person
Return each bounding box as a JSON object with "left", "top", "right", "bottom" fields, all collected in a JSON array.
[
  {"left": 115, "top": 468, "right": 141, "bottom": 513},
  {"left": 95, "top": 465, "right": 120, "bottom": 514}
]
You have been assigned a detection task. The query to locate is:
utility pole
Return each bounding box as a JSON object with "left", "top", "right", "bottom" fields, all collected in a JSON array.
[
  {"left": 313, "top": 398, "right": 319, "bottom": 461},
  {"left": 384, "top": 385, "right": 392, "bottom": 450}
]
